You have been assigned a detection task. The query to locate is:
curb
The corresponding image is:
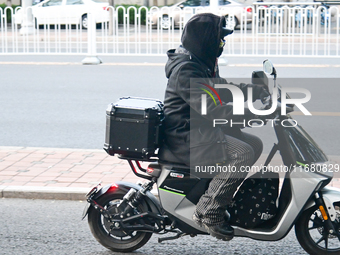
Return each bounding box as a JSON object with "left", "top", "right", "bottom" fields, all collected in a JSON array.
[
  {"left": 0, "top": 185, "right": 159, "bottom": 201},
  {"left": 0, "top": 186, "right": 89, "bottom": 201}
]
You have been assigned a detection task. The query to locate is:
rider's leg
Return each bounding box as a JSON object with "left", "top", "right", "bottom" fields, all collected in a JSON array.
[
  {"left": 193, "top": 133, "right": 262, "bottom": 239},
  {"left": 194, "top": 135, "right": 254, "bottom": 224},
  {"left": 239, "top": 132, "right": 263, "bottom": 164}
]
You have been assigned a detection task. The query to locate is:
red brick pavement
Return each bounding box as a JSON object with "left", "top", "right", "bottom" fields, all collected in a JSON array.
[
  {"left": 0, "top": 146, "right": 340, "bottom": 191},
  {"left": 0, "top": 146, "right": 136, "bottom": 189}
]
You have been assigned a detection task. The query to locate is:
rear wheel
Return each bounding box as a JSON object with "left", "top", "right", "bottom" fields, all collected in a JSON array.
[
  {"left": 87, "top": 192, "right": 153, "bottom": 252},
  {"left": 295, "top": 203, "right": 340, "bottom": 255}
]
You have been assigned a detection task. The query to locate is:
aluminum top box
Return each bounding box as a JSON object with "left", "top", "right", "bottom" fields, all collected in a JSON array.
[{"left": 104, "top": 97, "right": 164, "bottom": 160}]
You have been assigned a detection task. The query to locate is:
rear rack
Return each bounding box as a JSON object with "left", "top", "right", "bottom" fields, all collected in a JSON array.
[{"left": 118, "top": 155, "right": 158, "bottom": 180}]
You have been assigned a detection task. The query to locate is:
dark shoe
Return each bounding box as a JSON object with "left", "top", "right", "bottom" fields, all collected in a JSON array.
[{"left": 204, "top": 222, "right": 234, "bottom": 241}]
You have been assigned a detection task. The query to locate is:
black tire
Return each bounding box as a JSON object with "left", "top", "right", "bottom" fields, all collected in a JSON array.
[
  {"left": 87, "top": 192, "right": 153, "bottom": 253},
  {"left": 81, "top": 14, "right": 87, "bottom": 29},
  {"left": 295, "top": 203, "right": 340, "bottom": 255}
]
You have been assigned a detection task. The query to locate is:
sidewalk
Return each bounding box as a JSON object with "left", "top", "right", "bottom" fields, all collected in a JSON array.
[
  {"left": 1, "top": 146, "right": 340, "bottom": 200},
  {"left": 0, "top": 146, "right": 138, "bottom": 200}
]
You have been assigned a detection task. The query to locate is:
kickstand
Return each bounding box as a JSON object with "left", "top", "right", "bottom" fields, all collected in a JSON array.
[{"left": 158, "top": 231, "right": 187, "bottom": 243}]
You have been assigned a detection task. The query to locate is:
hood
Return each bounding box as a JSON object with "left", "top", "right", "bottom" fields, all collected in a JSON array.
[
  {"left": 165, "top": 48, "right": 192, "bottom": 78},
  {"left": 181, "top": 13, "right": 226, "bottom": 71}
]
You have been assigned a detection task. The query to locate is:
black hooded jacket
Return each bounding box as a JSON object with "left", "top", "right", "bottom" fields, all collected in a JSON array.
[{"left": 161, "top": 13, "right": 246, "bottom": 166}]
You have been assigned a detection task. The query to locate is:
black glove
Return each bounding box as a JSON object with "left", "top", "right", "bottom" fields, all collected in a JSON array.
[{"left": 240, "top": 83, "right": 270, "bottom": 103}]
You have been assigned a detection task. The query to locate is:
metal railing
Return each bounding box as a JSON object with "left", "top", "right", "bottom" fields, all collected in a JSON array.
[{"left": 0, "top": 4, "right": 339, "bottom": 57}]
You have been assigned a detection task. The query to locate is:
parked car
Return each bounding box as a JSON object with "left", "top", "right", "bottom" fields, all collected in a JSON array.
[
  {"left": 14, "top": 0, "right": 110, "bottom": 29},
  {"left": 149, "top": 0, "right": 252, "bottom": 29}
]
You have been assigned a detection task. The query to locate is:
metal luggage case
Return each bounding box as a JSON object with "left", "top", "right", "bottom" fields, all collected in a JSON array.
[{"left": 104, "top": 97, "right": 164, "bottom": 159}]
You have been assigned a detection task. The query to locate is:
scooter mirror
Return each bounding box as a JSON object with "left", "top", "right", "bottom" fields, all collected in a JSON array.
[{"left": 263, "top": 59, "right": 276, "bottom": 76}]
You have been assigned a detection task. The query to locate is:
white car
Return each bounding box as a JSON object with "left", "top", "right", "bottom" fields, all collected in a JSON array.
[
  {"left": 14, "top": 0, "right": 110, "bottom": 29},
  {"left": 150, "top": 0, "right": 252, "bottom": 29}
]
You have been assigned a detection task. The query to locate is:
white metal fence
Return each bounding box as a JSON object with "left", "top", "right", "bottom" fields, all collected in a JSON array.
[{"left": 0, "top": 4, "right": 339, "bottom": 57}]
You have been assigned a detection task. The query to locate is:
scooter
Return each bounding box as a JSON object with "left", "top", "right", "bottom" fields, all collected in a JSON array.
[{"left": 82, "top": 60, "right": 340, "bottom": 255}]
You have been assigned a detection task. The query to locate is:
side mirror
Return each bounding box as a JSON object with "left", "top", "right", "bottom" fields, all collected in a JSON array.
[
  {"left": 179, "top": 4, "right": 184, "bottom": 8},
  {"left": 263, "top": 59, "right": 276, "bottom": 76}
]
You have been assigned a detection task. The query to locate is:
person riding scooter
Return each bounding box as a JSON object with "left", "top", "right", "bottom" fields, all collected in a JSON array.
[{"left": 161, "top": 13, "right": 269, "bottom": 241}]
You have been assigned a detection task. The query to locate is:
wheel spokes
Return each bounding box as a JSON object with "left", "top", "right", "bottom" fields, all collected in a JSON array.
[
  {"left": 336, "top": 231, "right": 340, "bottom": 242},
  {"left": 308, "top": 225, "right": 320, "bottom": 230},
  {"left": 316, "top": 236, "right": 325, "bottom": 245},
  {"left": 314, "top": 223, "right": 338, "bottom": 250},
  {"left": 311, "top": 213, "right": 323, "bottom": 225},
  {"left": 325, "top": 234, "right": 329, "bottom": 250}
]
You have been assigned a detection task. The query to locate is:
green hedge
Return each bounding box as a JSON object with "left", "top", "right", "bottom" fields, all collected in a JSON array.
[
  {"left": 116, "top": 5, "right": 148, "bottom": 25},
  {"left": 0, "top": 4, "right": 19, "bottom": 23},
  {"left": 0, "top": 4, "right": 147, "bottom": 25}
]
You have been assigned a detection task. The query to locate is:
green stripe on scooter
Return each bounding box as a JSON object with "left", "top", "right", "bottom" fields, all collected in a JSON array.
[
  {"left": 159, "top": 188, "right": 186, "bottom": 196},
  {"left": 296, "top": 161, "right": 307, "bottom": 167}
]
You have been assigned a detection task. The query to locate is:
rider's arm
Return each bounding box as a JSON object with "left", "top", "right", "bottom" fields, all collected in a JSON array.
[{"left": 216, "top": 79, "right": 269, "bottom": 103}]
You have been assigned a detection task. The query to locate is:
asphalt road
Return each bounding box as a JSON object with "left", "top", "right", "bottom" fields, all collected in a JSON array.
[
  {"left": 0, "top": 55, "right": 339, "bottom": 155},
  {"left": 0, "top": 56, "right": 339, "bottom": 255},
  {"left": 0, "top": 198, "right": 308, "bottom": 255}
]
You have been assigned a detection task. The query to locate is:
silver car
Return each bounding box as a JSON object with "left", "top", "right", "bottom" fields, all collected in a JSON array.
[
  {"left": 14, "top": 0, "right": 109, "bottom": 29},
  {"left": 149, "top": 0, "right": 253, "bottom": 29}
]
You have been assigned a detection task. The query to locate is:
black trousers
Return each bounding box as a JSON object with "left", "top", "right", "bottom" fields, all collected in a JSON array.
[{"left": 194, "top": 132, "right": 263, "bottom": 226}]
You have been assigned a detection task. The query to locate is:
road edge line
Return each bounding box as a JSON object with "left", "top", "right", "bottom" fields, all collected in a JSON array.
[{"left": 0, "top": 185, "right": 159, "bottom": 201}]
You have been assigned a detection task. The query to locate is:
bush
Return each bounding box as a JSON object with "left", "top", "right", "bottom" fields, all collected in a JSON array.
[
  {"left": 115, "top": 5, "right": 148, "bottom": 25},
  {"left": 0, "top": 4, "right": 148, "bottom": 25},
  {"left": 0, "top": 4, "right": 19, "bottom": 23}
]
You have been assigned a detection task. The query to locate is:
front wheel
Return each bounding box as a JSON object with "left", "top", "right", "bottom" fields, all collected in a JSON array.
[
  {"left": 87, "top": 192, "right": 153, "bottom": 253},
  {"left": 295, "top": 203, "right": 340, "bottom": 255}
]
